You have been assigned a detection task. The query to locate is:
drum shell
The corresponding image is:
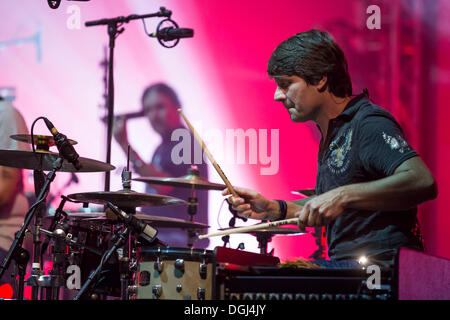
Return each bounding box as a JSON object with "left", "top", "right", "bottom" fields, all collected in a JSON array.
[{"left": 134, "top": 247, "right": 216, "bottom": 300}]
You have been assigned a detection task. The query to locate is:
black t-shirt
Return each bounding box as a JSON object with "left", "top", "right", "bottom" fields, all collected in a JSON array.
[{"left": 315, "top": 92, "right": 423, "bottom": 261}]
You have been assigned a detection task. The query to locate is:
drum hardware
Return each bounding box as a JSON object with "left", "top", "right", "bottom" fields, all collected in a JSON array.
[
  {"left": 0, "top": 119, "right": 116, "bottom": 300},
  {"left": 73, "top": 227, "right": 130, "bottom": 300},
  {"left": 132, "top": 165, "right": 223, "bottom": 248},
  {"left": 134, "top": 247, "right": 216, "bottom": 300},
  {"left": 0, "top": 155, "right": 64, "bottom": 300},
  {"left": 10, "top": 134, "right": 77, "bottom": 152},
  {"left": 221, "top": 198, "right": 248, "bottom": 248}
]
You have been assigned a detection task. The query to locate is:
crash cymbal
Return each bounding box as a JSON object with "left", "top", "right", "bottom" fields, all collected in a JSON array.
[
  {"left": 132, "top": 171, "right": 226, "bottom": 191},
  {"left": 291, "top": 189, "right": 316, "bottom": 197},
  {"left": 67, "top": 190, "right": 187, "bottom": 208},
  {"left": 0, "top": 149, "right": 115, "bottom": 172},
  {"left": 84, "top": 213, "right": 209, "bottom": 229},
  {"left": 10, "top": 134, "right": 77, "bottom": 148},
  {"left": 218, "top": 226, "right": 307, "bottom": 235}
]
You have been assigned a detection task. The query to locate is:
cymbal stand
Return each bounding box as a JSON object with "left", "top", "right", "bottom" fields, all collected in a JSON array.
[
  {"left": 254, "top": 232, "right": 273, "bottom": 255},
  {"left": 222, "top": 198, "right": 248, "bottom": 247}
]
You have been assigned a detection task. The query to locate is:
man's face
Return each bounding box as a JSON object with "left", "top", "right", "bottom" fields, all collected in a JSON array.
[
  {"left": 142, "top": 91, "right": 179, "bottom": 135},
  {"left": 273, "top": 75, "right": 324, "bottom": 123}
]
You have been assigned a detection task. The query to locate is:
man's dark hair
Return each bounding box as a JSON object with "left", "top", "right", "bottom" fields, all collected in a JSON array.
[
  {"left": 267, "top": 29, "right": 352, "bottom": 98},
  {"left": 141, "top": 82, "right": 181, "bottom": 108}
]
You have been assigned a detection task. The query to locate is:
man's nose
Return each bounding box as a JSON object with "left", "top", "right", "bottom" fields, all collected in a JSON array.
[{"left": 274, "top": 86, "right": 286, "bottom": 102}]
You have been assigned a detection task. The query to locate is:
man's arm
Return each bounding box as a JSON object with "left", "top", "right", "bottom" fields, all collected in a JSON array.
[
  {"left": 224, "top": 156, "right": 437, "bottom": 226},
  {"left": 297, "top": 156, "right": 437, "bottom": 227}
]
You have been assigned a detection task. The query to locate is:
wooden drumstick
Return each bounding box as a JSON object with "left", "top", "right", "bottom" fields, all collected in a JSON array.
[
  {"left": 178, "top": 109, "right": 239, "bottom": 198},
  {"left": 198, "top": 217, "right": 303, "bottom": 239}
]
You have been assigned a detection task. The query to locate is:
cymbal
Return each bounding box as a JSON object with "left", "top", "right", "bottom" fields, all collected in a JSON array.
[
  {"left": 291, "top": 189, "right": 316, "bottom": 197},
  {"left": 132, "top": 173, "right": 226, "bottom": 191},
  {"left": 67, "top": 190, "right": 187, "bottom": 208},
  {"left": 10, "top": 134, "right": 77, "bottom": 148},
  {"left": 219, "top": 226, "right": 306, "bottom": 235},
  {"left": 84, "top": 213, "right": 209, "bottom": 229},
  {"left": 0, "top": 149, "right": 115, "bottom": 172}
]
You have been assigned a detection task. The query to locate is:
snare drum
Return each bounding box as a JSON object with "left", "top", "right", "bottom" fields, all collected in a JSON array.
[{"left": 132, "top": 247, "right": 216, "bottom": 300}]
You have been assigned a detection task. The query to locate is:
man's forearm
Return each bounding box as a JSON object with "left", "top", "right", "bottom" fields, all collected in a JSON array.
[{"left": 339, "top": 169, "right": 437, "bottom": 211}]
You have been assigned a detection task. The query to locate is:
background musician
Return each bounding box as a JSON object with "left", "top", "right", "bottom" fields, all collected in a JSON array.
[
  {"left": 113, "top": 82, "right": 209, "bottom": 248},
  {"left": 224, "top": 30, "right": 437, "bottom": 268}
]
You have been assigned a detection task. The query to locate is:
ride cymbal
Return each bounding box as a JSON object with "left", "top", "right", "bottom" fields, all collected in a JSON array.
[
  {"left": 132, "top": 172, "right": 226, "bottom": 191},
  {"left": 0, "top": 149, "right": 115, "bottom": 172},
  {"left": 67, "top": 190, "right": 187, "bottom": 208}
]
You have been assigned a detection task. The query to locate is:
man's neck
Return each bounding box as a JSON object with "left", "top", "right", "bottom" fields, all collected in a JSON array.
[{"left": 316, "top": 94, "right": 352, "bottom": 138}]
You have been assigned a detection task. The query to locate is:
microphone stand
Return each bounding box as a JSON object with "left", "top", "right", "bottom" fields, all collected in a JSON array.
[
  {"left": 84, "top": 7, "right": 172, "bottom": 192},
  {"left": 0, "top": 157, "right": 63, "bottom": 300},
  {"left": 73, "top": 227, "right": 130, "bottom": 300}
]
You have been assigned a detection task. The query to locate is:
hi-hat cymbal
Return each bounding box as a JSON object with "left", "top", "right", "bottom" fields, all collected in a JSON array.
[
  {"left": 83, "top": 213, "right": 209, "bottom": 229},
  {"left": 291, "top": 189, "right": 316, "bottom": 197},
  {"left": 67, "top": 190, "right": 187, "bottom": 208},
  {"left": 132, "top": 173, "right": 226, "bottom": 191},
  {"left": 10, "top": 134, "right": 77, "bottom": 148},
  {"left": 0, "top": 149, "right": 115, "bottom": 172},
  {"left": 218, "top": 226, "right": 307, "bottom": 235}
]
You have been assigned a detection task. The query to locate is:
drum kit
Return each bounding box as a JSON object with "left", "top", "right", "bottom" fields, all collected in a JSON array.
[{"left": 0, "top": 132, "right": 307, "bottom": 300}]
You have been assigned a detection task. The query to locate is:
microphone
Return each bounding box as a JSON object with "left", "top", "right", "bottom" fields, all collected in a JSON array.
[
  {"left": 106, "top": 202, "right": 158, "bottom": 244},
  {"left": 152, "top": 27, "right": 194, "bottom": 42},
  {"left": 101, "top": 110, "right": 145, "bottom": 124},
  {"left": 43, "top": 118, "right": 82, "bottom": 170}
]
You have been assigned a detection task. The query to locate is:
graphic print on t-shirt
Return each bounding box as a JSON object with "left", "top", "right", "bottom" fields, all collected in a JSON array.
[
  {"left": 382, "top": 132, "right": 411, "bottom": 154},
  {"left": 327, "top": 128, "right": 353, "bottom": 174}
]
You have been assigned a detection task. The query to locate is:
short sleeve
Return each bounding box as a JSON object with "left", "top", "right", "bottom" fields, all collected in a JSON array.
[{"left": 358, "top": 112, "right": 418, "bottom": 177}]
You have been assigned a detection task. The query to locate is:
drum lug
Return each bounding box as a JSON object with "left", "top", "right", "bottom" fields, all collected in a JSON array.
[
  {"left": 174, "top": 259, "right": 185, "bottom": 272},
  {"left": 199, "top": 263, "right": 207, "bottom": 279},
  {"left": 197, "top": 287, "right": 206, "bottom": 300},
  {"left": 152, "top": 285, "right": 163, "bottom": 299},
  {"left": 154, "top": 259, "right": 164, "bottom": 273},
  {"left": 127, "top": 285, "right": 138, "bottom": 297}
]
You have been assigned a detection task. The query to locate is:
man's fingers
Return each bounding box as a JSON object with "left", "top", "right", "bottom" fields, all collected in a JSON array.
[{"left": 238, "top": 210, "right": 252, "bottom": 219}]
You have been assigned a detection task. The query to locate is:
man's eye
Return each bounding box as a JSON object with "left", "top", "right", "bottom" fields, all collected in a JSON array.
[{"left": 278, "top": 82, "right": 290, "bottom": 89}]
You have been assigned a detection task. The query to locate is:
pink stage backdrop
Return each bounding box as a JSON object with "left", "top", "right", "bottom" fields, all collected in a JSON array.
[{"left": 1, "top": 0, "right": 449, "bottom": 264}]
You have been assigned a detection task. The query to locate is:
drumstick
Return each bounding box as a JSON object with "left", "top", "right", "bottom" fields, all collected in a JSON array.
[
  {"left": 178, "top": 109, "right": 239, "bottom": 198},
  {"left": 198, "top": 217, "right": 302, "bottom": 239}
]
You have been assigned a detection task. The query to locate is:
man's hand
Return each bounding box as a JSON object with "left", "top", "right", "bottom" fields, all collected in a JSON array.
[
  {"left": 296, "top": 186, "right": 347, "bottom": 227},
  {"left": 222, "top": 187, "right": 279, "bottom": 220}
]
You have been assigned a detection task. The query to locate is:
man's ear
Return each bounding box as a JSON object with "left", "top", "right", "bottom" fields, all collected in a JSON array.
[{"left": 317, "top": 76, "right": 328, "bottom": 93}]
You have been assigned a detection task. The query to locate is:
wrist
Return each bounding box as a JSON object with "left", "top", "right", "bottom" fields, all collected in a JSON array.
[
  {"left": 267, "top": 199, "right": 284, "bottom": 221},
  {"left": 338, "top": 185, "right": 354, "bottom": 208}
]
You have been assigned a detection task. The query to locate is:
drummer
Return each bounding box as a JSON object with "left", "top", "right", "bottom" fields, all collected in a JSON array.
[
  {"left": 113, "top": 83, "right": 209, "bottom": 248},
  {"left": 0, "top": 96, "right": 31, "bottom": 288},
  {"left": 224, "top": 30, "right": 437, "bottom": 268}
]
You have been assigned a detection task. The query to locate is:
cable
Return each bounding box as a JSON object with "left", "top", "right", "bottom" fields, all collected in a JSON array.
[{"left": 216, "top": 198, "right": 227, "bottom": 229}]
